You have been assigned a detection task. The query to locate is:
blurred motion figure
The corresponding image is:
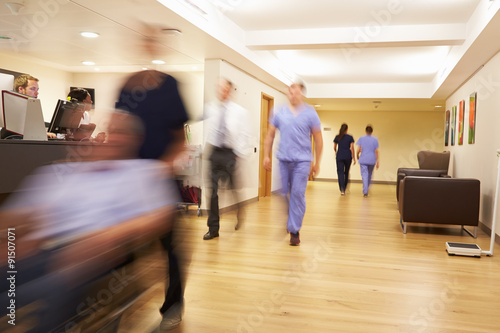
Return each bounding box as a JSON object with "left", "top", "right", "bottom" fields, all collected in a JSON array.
[
  {"left": 0, "top": 111, "right": 177, "bottom": 332},
  {"left": 263, "top": 82, "right": 323, "bottom": 246},
  {"left": 116, "top": 64, "right": 189, "bottom": 330},
  {"left": 203, "top": 78, "right": 250, "bottom": 240}
]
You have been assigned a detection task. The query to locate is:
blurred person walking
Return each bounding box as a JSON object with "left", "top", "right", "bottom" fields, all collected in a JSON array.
[
  {"left": 115, "top": 28, "right": 190, "bottom": 331},
  {"left": 0, "top": 111, "right": 177, "bottom": 332},
  {"left": 203, "top": 78, "right": 250, "bottom": 240},
  {"left": 356, "top": 125, "right": 380, "bottom": 197},
  {"left": 333, "top": 123, "right": 355, "bottom": 195},
  {"left": 263, "top": 82, "right": 323, "bottom": 246}
]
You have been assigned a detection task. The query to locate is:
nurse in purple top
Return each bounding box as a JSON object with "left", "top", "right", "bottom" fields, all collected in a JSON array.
[
  {"left": 356, "top": 125, "right": 380, "bottom": 197},
  {"left": 263, "top": 83, "right": 323, "bottom": 246}
]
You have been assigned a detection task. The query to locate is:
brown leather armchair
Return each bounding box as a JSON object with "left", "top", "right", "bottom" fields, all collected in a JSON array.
[
  {"left": 396, "top": 150, "right": 450, "bottom": 200},
  {"left": 398, "top": 176, "right": 480, "bottom": 237}
]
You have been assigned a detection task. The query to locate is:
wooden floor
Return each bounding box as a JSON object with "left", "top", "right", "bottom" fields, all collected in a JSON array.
[{"left": 118, "top": 182, "right": 500, "bottom": 333}]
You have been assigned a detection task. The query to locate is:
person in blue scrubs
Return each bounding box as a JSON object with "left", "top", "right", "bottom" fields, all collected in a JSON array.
[
  {"left": 356, "top": 125, "right": 380, "bottom": 197},
  {"left": 263, "top": 83, "right": 323, "bottom": 246}
]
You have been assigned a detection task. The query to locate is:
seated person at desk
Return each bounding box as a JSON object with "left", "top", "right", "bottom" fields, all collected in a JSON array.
[
  {"left": 14, "top": 74, "right": 39, "bottom": 98},
  {"left": 67, "top": 88, "right": 96, "bottom": 140},
  {"left": 0, "top": 74, "right": 56, "bottom": 139}
]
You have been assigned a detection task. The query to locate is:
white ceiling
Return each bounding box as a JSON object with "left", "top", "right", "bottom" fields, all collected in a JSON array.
[{"left": 1, "top": 0, "right": 499, "bottom": 111}]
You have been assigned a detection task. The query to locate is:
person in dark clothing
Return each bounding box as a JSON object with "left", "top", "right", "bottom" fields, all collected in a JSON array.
[
  {"left": 333, "top": 123, "right": 356, "bottom": 195},
  {"left": 116, "top": 69, "right": 189, "bottom": 331}
]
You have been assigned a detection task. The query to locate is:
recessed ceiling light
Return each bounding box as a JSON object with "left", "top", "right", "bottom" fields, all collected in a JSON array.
[
  {"left": 435, "top": 105, "right": 443, "bottom": 108},
  {"left": 80, "top": 31, "right": 100, "bottom": 38},
  {"left": 314, "top": 105, "right": 321, "bottom": 108},
  {"left": 94, "top": 68, "right": 100, "bottom": 71},
  {"left": 82, "top": 61, "right": 95, "bottom": 66},
  {"left": 152, "top": 60, "right": 165, "bottom": 65}
]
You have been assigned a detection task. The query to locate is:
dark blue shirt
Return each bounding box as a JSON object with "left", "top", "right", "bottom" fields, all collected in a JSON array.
[
  {"left": 116, "top": 72, "right": 188, "bottom": 159},
  {"left": 334, "top": 134, "right": 354, "bottom": 160}
]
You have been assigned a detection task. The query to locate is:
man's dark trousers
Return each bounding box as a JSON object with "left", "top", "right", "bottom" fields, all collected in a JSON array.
[{"left": 207, "top": 146, "right": 241, "bottom": 232}]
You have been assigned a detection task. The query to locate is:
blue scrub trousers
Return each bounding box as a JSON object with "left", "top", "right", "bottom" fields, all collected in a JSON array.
[
  {"left": 360, "top": 164, "right": 375, "bottom": 195},
  {"left": 279, "top": 160, "right": 311, "bottom": 234}
]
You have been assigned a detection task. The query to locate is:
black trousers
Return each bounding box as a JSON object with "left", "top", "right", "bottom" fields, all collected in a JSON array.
[
  {"left": 336, "top": 158, "right": 352, "bottom": 192},
  {"left": 159, "top": 229, "right": 183, "bottom": 313},
  {"left": 207, "top": 147, "right": 241, "bottom": 232}
]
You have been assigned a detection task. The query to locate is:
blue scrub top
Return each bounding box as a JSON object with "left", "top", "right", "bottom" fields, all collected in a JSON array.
[
  {"left": 270, "top": 103, "right": 321, "bottom": 162},
  {"left": 356, "top": 135, "right": 379, "bottom": 165}
]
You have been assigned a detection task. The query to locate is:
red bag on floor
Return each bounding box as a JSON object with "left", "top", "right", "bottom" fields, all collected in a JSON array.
[{"left": 185, "top": 186, "right": 199, "bottom": 204}]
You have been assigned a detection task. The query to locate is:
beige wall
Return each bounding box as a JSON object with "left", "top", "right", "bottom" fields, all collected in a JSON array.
[
  {"left": 0, "top": 51, "right": 206, "bottom": 135},
  {"left": 445, "top": 50, "right": 500, "bottom": 236},
  {"left": 317, "top": 110, "right": 445, "bottom": 183},
  {"left": 72, "top": 71, "right": 205, "bottom": 139}
]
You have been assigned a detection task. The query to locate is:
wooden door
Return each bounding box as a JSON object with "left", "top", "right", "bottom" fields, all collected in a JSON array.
[{"left": 259, "top": 93, "right": 274, "bottom": 198}]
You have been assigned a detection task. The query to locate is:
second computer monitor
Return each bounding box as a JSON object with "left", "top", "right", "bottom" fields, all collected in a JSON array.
[{"left": 48, "top": 99, "right": 85, "bottom": 134}]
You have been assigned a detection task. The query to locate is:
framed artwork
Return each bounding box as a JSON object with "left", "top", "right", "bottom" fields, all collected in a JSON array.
[
  {"left": 445, "top": 110, "right": 450, "bottom": 146},
  {"left": 458, "top": 100, "right": 465, "bottom": 145},
  {"left": 469, "top": 92, "right": 477, "bottom": 144},
  {"left": 451, "top": 105, "right": 456, "bottom": 146}
]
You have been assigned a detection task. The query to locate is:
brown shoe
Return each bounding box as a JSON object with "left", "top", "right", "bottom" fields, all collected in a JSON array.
[
  {"left": 290, "top": 232, "right": 300, "bottom": 246},
  {"left": 203, "top": 230, "right": 219, "bottom": 240}
]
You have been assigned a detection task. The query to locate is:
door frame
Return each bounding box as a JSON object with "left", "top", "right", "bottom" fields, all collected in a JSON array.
[{"left": 259, "top": 93, "right": 274, "bottom": 198}]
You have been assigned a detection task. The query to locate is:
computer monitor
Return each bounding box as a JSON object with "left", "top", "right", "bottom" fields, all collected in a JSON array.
[
  {"left": 0, "top": 73, "right": 15, "bottom": 127},
  {"left": 1, "top": 90, "right": 47, "bottom": 141},
  {"left": 48, "top": 99, "right": 85, "bottom": 135}
]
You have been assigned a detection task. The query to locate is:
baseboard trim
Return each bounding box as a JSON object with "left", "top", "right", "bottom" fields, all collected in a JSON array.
[
  {"left": 479, "top": 221, "right": 500, "bottom": 246},
  {"left": 313, "top": 178, "right": 397, "bottom": 185},
  {"left": 200, "top": 197, "right": 259, "bottom": 216},
  {"left": 199, "top": 194, "right": 500, "bottom": 248}
]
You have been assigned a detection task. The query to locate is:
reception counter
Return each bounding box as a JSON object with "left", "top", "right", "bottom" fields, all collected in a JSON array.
[{"left": 0, "top": 139, "right": 97, "bottom": 195}]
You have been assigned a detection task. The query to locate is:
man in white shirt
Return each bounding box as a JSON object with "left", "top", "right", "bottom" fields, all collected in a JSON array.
[{"left": 203, "top": 78, "right": 250, "bottom": 240}]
